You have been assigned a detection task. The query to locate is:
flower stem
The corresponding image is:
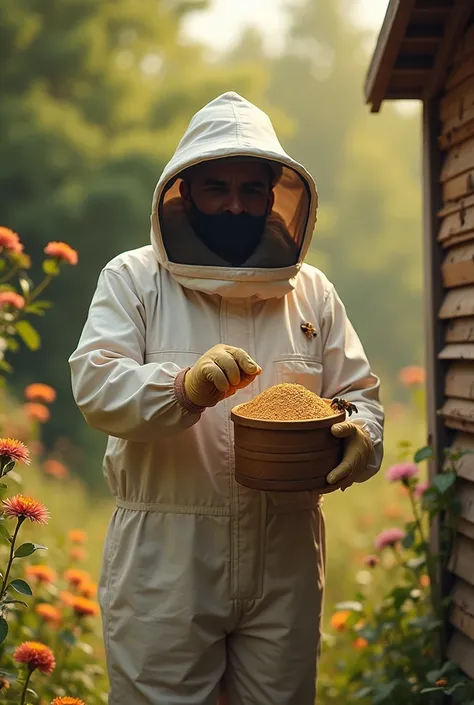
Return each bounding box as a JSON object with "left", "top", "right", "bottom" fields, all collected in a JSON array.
[
  {"left": 0, "top": 266, "right": 19, "bottom": 284},
  {"left": 20, "top": 668, "right": 32, "bottom": 705},
  {"left": 28, "top": 275, "right": 53, "bottom": 303},
  {"left": 0, "top": 518, "right": 23, "bottom": 599}
]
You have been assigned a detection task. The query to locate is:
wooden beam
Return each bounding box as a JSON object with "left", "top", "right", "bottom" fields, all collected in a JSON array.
[
  {"left": 365, "top": 0, "right": 417, "bottom": 112},
  {"left": 423, "top": 1, "right": 474, "bottom": 99},
  {"left": 423, "top": 98, "right": 452, "bottom": 660}
]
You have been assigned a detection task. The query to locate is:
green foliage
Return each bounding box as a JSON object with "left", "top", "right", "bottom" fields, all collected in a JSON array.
[
  {"left": 226, "top": 0, "right": 424, "bottom": 400},
  {"left": 0, "top": 0, "right": 265, "bottom": 488},
  {"left": 319, "top": 437, "right": 474, "bottom": 703}
]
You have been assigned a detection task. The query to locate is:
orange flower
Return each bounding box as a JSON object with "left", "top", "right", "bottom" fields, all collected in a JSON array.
[
  {"left": 64, "top": 569, "right": 90, "bottom": 588},
  {"left": 2, "top": 495, "right": 49, "bottom": 524},
  {"left": 420, "top": 574, "right": 430, "bottom": 588},
  {"left": 384, "top": 503, "right": 403, "bottom": 519},
  {"left": 0, "top": 438, "right": 30, "bottom": 466},
  {"left": 79, "top": 580, "right": 97, "bottom": 598},
  {"left": 44, "top": 241, "right": 78, "bottom": 266},
  {"left": 353, "top": 637, "right": 368, "bottom": 649},
  {"left": 24, "top": 384, "right": 56, "bottom": 404},
  {"left": 435, "top": 678, "right": 448, "bottom": 687},
  {"left": 67, "top": 529, "right": 87, "bottom": 544},
  {"left": 69, "top": 547, "right": 87, "bottom": 562},
  {"left": 0, "top": 676, "right": 9, "bottom": 689},
  {"left": 51, "top": 697, "right": 86, "bottom": 705},
  {"left": 399, "top": 365, "right": 426, "bottom": 387},
  {"left": 71, "top": 596, "right": 100, "bottom": 617},
  {"left": 330, "top": 610, "right": 351, "bottom": 631},
  {"left": 0, "top": 226, "right": 23, "bottom": 254},
  {"left": 58, "top": 590, "right": 76, "bottom": 607},
  {"left": 24, "top": 403, "right": 50, "bottom": 423},
  {"left": 26, "top": 565, "right": 56, "bottom": 584},
  {"left": 43, "top": 459, "right": 68, "bottom": 480},
  {"left": 14, "top": 641, "right": 56, "bottom": 674},
  {"left": 0, "top": 291, "right": 25, "bottom": 309},
  {"left": 35, "top": 604, "right": 61, "bottom": 624}
]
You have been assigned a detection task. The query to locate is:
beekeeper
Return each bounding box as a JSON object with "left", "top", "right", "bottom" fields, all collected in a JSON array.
[{"left": 69, "top": 92, "right": 384, "bottom": 705}]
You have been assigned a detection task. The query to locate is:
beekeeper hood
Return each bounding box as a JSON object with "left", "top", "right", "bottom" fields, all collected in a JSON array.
[{"left": 151, "top": 92, "right": 318, "bottom": 299}]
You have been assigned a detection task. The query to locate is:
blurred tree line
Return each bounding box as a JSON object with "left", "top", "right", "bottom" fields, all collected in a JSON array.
[{"left": 0, "top": 0, "right": 423, "bottom": 489}]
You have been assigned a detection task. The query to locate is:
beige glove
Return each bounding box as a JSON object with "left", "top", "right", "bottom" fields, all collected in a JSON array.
[
  {"left": 324, "top": 422, "right": 374, "bottom": 493},
  {"left": 184, "top": 344, "right": 261, "bottom": 408}
]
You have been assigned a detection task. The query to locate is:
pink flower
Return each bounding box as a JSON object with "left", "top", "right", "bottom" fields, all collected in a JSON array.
[
  {"left": 414, "top": 480, "right": 429, "bottom": 498},
  {"left": 0, "top": 291, "right": 25, "bottom": 309},
  {"left": 375, "top": 528, "right": 405, "bottom": 551},
  {"left": 386, "top": 463, "right": 418, "bottom": 483}
]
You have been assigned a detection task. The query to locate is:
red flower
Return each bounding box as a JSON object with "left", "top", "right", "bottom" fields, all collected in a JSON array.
[
  {"left": 0, "top": 227, "right": 23, "bottom": 254},
  {"left": 24, "top": 403, "right": 51, "bottom": 423},
  {"left": 24, "top": 384, "right": 56, "bottom": 404},
  {"left": 0, "top": 438, "right": 30, "bottom": 466},
  {"left": 0, "top": 291, "right": 25, "bottom": 309},
  {"left": 71, "top": 596, "right": 100, "bottom": 617},
  {"left": 44, "top": 241, "right": 78, "bottom": 266},
  {"left": 14, "top": 641, "right": 56, "bottom": 674},
  {"left": 2, "top": 495, "right": 49, "bottom": 524},
  {"left": 51, "top": 697, "right": 86, "bottom": 705}
]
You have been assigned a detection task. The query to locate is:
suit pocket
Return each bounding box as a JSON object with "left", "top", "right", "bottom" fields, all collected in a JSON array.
[{"left": 274, "top": 355, "right": 323, "bottom": 397}]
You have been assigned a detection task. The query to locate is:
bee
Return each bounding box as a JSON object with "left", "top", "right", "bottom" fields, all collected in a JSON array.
[
  {"left": 301, "top": 322, "right": 317, "bottom": 339},
  {"left": 331, "top": 397, "right": 358, "bottom": 417}
]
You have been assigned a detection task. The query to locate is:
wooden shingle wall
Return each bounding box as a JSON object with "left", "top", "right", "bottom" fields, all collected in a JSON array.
[{"left": 437, "top": 19, "right": 474, "bottom": 675}]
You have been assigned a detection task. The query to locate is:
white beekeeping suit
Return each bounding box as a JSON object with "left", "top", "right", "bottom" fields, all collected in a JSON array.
[{"left": 69, "top": 92, "right": 384, "bottom": 705}]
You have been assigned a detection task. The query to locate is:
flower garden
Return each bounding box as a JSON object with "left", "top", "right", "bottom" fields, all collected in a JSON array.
[{"left": 0, "top": 223, "right": 472, "bottom": 704}]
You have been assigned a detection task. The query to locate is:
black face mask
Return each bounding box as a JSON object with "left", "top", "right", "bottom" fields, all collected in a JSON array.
[{"left": 189, "top": 202, "right": 267, "bottom": 266}]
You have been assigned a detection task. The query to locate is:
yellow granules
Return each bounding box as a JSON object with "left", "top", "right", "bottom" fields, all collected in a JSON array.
[{"left": 235, "top": 383, "right": 333, "bottom": 421}]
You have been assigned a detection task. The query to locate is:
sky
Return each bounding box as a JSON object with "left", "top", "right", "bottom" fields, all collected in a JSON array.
[{"left": 182, "top": 0, "right": 391, "bottom": 55}]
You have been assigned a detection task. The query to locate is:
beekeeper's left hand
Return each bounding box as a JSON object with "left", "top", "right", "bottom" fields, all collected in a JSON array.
[{"left": 324, "top": 422, "right": 374, "bottom": 492}]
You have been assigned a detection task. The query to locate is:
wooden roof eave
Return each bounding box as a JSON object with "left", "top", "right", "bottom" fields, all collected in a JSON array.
[{"left": 365, "top": 0, "right": 474, "bottom": 113}]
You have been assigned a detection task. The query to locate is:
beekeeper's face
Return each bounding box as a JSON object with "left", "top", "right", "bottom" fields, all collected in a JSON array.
[{"left": 180, "top": 159, "right": 274, "bottom": 217}]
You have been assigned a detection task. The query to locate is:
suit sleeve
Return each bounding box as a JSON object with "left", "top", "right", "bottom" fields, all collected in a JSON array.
[
  {"left": 69, "top": 267, "right": 201, "bottom": 442},
  {"left": 321, "top": 284, "right": 384, "bottom": 482}
]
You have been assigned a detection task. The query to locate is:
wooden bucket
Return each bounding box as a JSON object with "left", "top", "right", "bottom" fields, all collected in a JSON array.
[{"left": 230, "top": 401, "right": 345, "bottom": 491}]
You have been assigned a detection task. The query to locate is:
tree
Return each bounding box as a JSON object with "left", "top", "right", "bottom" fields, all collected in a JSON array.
[
  {"left": 0, "top": 0, "right": 269, "bottom": 488},
  {"left": 227, "top": 0, "right": 424, "bottom": 398}
]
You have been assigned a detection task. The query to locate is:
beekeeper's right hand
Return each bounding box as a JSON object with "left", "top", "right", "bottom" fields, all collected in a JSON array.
[{"left": 184, "top": 344, "right": 261, "bottom": 408}]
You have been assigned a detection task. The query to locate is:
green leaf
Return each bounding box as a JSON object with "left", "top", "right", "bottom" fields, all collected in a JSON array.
[
  {"left": 432, "top": 471, "right": 457, "bottom": 495},
  {"left": 402, "top": 532, "right": 415, "bottom": 549},
  {"left": 0, "top": 359, "right": 12, "bottom": 373},
  {"left": 14, "top": 542, "right": 47, "bottom": 558},
  {"left": 353, "top": 686, "right": 373, "bottom": 699},
  {"left": 372, "top": 682, "right": 396, "bottom": 704},
  {"left": 9, "top": 579, "right": 32, "bottom": 596},
  {"left": 24, "top": 300, "right": 52, "bottom": 316},
  {"left": 421, "top": 687, "right": 444, "bottom": 694},
  {"left": 15, "top": 320, "right": 40, "bottom": 351},
  {"left": 414, "top": 446, "right": 433, "bottom": 463},
  {"left": 0, "top": 616, "right": 8, "bottom": 645},
  {"left": 6, "top": 337, "right": 19, "bottom": 352},
  {"left": 42, "top": 259, "right": 60, "bottom": 276},
  {"left": 0, "top": 524, "right": 11, "bottom": 543},
  {"left": 60, "top": 628, "right": 77, "bottom": 647},
  {"left": 1, "top": 459, "right": 16, "bottom": 476},
  {"left": 334, "top": 600, "right": 364, "bottom": 612}
]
